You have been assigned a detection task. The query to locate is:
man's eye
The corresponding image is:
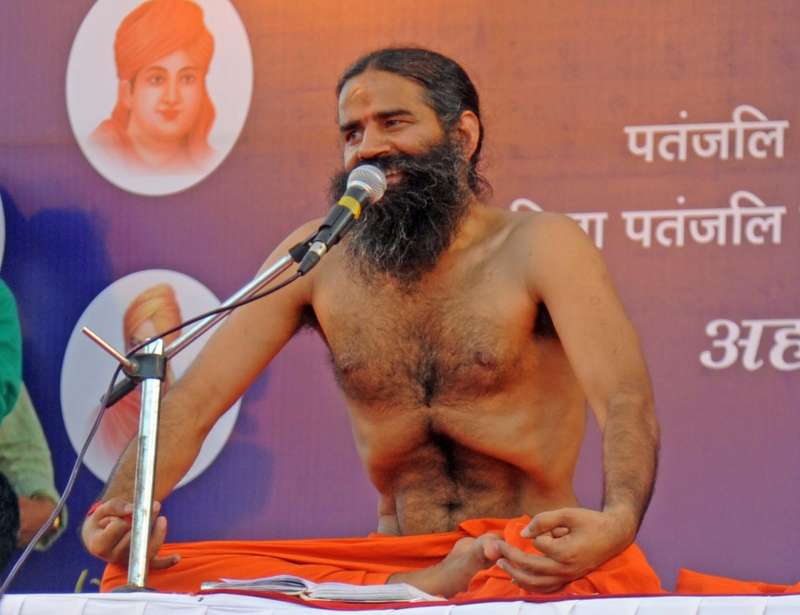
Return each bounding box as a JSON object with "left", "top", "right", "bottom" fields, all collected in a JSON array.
[
  {"left": 385, "top": 119, "right": 403, "bottom": 128},
  {"left": 345, "top": 130, "right": 362, "bottom": 144}
]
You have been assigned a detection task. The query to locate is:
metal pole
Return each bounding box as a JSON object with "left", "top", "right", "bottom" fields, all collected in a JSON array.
[
  {"left": 120, "top": 254, "right": 294, "bottom": 589},
  {"left": 126, "top": 338, "right": 164, "bottom": 589}
]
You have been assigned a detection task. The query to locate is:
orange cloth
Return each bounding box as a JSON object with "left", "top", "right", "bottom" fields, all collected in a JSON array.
[
  {"left": 676, "top": 568, "right": 800, "bottom": 595},
  {"left": 101, "top": 515, "right": 663, "bottom": 598},
  {"left": 113, "top": 0, "right": 214, "bottom": 82},
  {"left": 122, "top": 283, "right": 182, "bottom": 348}
]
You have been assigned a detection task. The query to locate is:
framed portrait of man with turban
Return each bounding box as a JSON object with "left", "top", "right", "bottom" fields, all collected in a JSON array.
[
  {"left": 66, "top": 0, "right": 253, "bottom": 196},
  {"left": 60, "top": 269, "right": 242, "bottom": 488}
]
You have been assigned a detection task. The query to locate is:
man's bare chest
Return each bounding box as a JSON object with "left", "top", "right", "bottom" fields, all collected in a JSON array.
[{"left": 312, "top": 270, "right": 544, "bottom": 408}]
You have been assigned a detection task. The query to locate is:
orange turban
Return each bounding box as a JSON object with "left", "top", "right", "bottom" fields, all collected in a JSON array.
[
  {"left": 114, "top": 0, "right": 214, "bottom": 81},
  {"left": 123, "top": 283, "right": 183, "bottom": 348},
  {"left": 95, "top": 283, "right": 182, "bottom": 460},
  {"left": 94, "top": 0, "right": 216, "bottom": 168}
]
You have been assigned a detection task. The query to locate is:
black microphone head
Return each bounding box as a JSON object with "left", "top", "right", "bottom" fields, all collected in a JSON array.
[{"left": 347, "top": 164, "right": 386, "bottom": 205}]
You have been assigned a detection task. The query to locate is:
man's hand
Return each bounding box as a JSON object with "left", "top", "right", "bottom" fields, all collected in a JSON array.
[
  {"left": 390, "top": 533, "right": 503, "bottom": 598},
  {"left": 80, "top": 498, "right": 179, "bottom": 569},
  {"left": 16, "top": 495, "right": 57, "bottom": 547},
  {"left": 495, "top": 507, "right": 636, "bottom": 593}
]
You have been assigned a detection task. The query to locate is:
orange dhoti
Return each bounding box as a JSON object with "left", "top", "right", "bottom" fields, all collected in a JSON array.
[
  {"left": 101, "top": 515, "right": 663, "bottom": 598},
  {"left": 676, "top": 569, "right": 800, "bottom": 595}
]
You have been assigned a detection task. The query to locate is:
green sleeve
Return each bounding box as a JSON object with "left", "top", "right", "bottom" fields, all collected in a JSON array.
[
  {"left": 0, "top": 280, "right": 22, "bottom": 422},
  {"left": 0, "top": 384, "right": 68, "bottom": 549}
]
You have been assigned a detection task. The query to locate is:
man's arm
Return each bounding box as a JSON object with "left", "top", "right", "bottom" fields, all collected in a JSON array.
[
  {"left": 0, "top": 383, "right": 67, "bottom": 549},
  {"left": 496, "top": 213, "right": 659, "bottom": 592},
  {"left": 81, "top": 221, "right": 321, "bottom": 567}
]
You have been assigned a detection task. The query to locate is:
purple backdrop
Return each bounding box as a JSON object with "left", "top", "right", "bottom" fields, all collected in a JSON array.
[{"left": 0, "top": 0, "right": 797, "bottom": 594}]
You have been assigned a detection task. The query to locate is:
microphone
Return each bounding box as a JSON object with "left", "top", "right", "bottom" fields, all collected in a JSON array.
[{"left": 298, "top": 164, "right": 386, "bottom": 274}]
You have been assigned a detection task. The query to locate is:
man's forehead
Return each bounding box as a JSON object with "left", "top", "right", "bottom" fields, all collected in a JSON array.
[
  {"left": 143, "top": 48, "right": 198, "bottom": 71},
  {"left": 337, "top": 69, "right": 430, "bottom": 122}
]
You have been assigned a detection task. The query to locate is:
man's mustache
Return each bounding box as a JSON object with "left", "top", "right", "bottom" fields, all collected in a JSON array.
[{"left": 355, "top": 154, "right": 413, "bottom": 180}]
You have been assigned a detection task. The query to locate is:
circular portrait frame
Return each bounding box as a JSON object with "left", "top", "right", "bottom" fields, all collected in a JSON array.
[
  {"left": 60, "top": 269, "right": 241, "bottom": 487},
  {"left": 66, "top": 0, "right": 253, "bottom": 196}
]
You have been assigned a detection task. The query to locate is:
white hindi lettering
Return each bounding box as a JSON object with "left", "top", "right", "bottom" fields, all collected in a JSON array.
[
  {"left": 571, "top": 212, "right": 608, "bottom": 250},
  {"left": 691, "top": 128, "right": 730, "bottom": 159},
  {"left": 657, "top": 127, "right": 689, "bottom": 162},
  {"left": 622, "top": 191, "right": 785, "bottom": 249},
  {"left": 509, "top": 198, "right": 607, "bottom": 249},
  {"left": 700, "top": 319, "right": 741, "bottom": 369},
  {"left": 625, "top": 126, "right": 656, "bottom": 162},
  {"left": 769, "top": 322, "right": 800, "bottom": 371},
  {"left": 733, "top": 105, "right": 788, "bottom": 159},
  {"left": 700, "top": 319, "right": 800, "bottom": 371},
  {"left": 624, "top": 105, "right": 789, "bottom": 163},
  {"left": 653, "top": 211, "right": 687, "bottom": 247},
  {"left": 510, "top": 198, "right": 543, "bottom": 213},
  {"left": 621, "top": 212, "right": 654, "bottom": 248},
  {"left": 729, "top": 190, "right": 784, "bottom": 245}
]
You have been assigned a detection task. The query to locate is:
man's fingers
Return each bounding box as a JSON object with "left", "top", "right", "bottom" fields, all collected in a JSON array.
[
  {"left": 89, "top": 518, "right": 131, "bottom": 557},
  {"left": 147, "top": 516, "right": 168, "bottom": 556},
  {"left": 478, "top": 534, "right": 503, "bottom": 561},
  {"left": 496, "top": 542, "right": 564, "bottom": 576},
  {"left": 532, "top": 531, "right": 569, "bottom": 560},
  {"left": 93, "top": 498, "right": 134, "bottom": 520},
  {"left": 522, "top": 509, "right": 575, "bottom": 538},
  {"left": 150, "top": 553, "right": 181, "bottom": 570},
  {"left": 497, "top": 559, "right": 566, "bottom": 593},
  {"left": 97, "top": 517, "right": 113, "bottom": 530},
  {"left": 148, "top": 516, "right": 180, "bottom": 570},
  {"left": 145, "top": 516, "right": 180, "bottom": 570},
  {"left": 91, "top": 499, "right": 161, "bottom": 523},
  {"left": 83, "top": 501, "right": 169, "bottom": 566},
  {"left": 551, "top": 526, "right": 570, "bottom": 538},
  {"left": 108, "top": 528, "right": 132, "bottom": 564}
]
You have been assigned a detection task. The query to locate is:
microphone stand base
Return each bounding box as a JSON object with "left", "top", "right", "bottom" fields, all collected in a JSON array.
[{"left": 111, "top": 584, "right": 157, "bottom": 593}]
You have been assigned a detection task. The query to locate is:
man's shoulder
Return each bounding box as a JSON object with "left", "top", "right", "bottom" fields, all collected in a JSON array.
[
  {"left": 499, "top": 208, "right": 588, "bottom": 252},
  {"left": 491, "top": 208, "right": 603, "bottom": 295}
]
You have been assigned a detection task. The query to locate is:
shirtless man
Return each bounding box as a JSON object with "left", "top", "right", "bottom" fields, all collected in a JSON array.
[{"left": 82, "top": 48, "right": 659, "bottom": 597}]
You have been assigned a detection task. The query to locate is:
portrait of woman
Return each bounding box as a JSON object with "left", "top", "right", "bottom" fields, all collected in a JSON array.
[{"left": 88, "top": 0, "right": 216, "bottom": 176}]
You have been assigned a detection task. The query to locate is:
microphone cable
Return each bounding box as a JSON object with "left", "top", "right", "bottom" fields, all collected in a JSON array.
[{"left": 0, "top": 271, "right": 302, "bottom": 597}]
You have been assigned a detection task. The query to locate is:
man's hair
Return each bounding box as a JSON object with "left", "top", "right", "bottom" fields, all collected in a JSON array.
[
  {"left": 336, "top": 47, "right": 489, "bottom": 196},
  {"left": 0, "top": 472, "right": 20, "bottom": 569}
]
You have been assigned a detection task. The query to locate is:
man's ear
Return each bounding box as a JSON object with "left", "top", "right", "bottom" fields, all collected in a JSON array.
[
  {"left": 119, "top": 80, "right": 133, "bottom": 110},
  {"left": 455, "top": 110, "right": 481, "bottom": 160}
]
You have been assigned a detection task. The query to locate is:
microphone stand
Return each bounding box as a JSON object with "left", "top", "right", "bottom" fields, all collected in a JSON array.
[
  {"left": 83, "top": 249, "right": 301, "bottom": 591},
  {"left": 80, "top": 164, "right": 383, "bottom": 591}
]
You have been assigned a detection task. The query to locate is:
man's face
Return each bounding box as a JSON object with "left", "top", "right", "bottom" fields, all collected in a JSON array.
[
  {"left": 125, "top": 48, "right": 204, "bottom": 143},
  {"left": 332, "top": 70, "right": 471, "bottom": 285},
  {"left": 338, "top": 69, "right": 446, "bottom": 179}
]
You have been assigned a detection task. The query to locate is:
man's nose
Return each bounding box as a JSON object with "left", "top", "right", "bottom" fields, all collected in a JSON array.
[
  {"left": 356, "top": 127, "right": 391, "bottom": 162},
  {"left": 164, "top": 76, "right": 181, "bottom": 105}
]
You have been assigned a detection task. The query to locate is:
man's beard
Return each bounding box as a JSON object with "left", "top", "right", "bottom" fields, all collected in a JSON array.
[{"left": 328, "top": 135, "right": 471, "bottom": 286}]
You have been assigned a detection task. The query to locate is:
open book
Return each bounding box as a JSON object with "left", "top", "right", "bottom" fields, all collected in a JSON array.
[{"left": 200, "top": 574, "right": 443, "bottom": 602}]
